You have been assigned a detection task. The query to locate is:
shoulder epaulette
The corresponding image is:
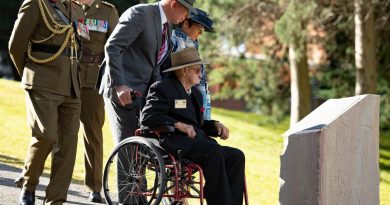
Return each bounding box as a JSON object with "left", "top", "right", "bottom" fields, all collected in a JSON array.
[
  {"left": 101, "top": 1, "right": 115, "bottom": 8},
  {"left": 71, "top": 0, "right": 82, "bottom": 7}
]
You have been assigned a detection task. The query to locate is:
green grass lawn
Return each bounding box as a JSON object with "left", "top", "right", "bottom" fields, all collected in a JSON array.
[{"left": 0, "top": 78, "right": 389, "bottom": 204}]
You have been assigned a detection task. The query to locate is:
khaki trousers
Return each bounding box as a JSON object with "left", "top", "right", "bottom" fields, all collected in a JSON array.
[
  {"left": 22, "top": 90, "right": 80, "bottom": 205},
  {"left": 80, "top": 88, "right": 104, "bottom": 192}
]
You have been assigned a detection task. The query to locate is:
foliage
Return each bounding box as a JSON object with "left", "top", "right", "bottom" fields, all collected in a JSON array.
[
  {"left": 0, "top": 0, "right": 23, "bottom": 48},
  {"left": 274, "top": 0, "right": 317, "bottom": 58},
  {"left": 110, "top": 0, "right": 144, "bottom": 14},
  {"left": 315, "top": 1, "right": 390, "bottom": 131},
  {"left": 316, "top": 17, "right": 355, "bottom": 98},
  {"left": 195, "top": 0, "right": 293, "bottom": 121},
  {"left": 208, "top": 56, "right": 290, "bottom": 121}
]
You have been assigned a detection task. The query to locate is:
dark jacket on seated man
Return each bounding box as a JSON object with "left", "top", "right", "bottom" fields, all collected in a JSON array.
[
  {"left": 140, "top": 47, "right": 245, "bottom": 205},
  {"left": 140, "top": 73, "right": 218, "bottom": 156}
]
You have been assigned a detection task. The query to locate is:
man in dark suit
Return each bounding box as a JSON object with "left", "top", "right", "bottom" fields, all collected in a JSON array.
[
  {"left": 97, "top": 0, "right": 196, "bottom": 150},
  {"left": 96, "top": 0, "right": 196, "bottom": 204},
  {"left": 141, "top": 47, "right": 246, "bottom": 205}
]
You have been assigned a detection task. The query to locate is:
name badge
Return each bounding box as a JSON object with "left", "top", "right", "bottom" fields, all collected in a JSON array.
[
  {"left": 76, "top": 21, "right": 90, "bottom": 40},
  {"left": 175, "top": 99, "right": 186, "bottom": 109}
]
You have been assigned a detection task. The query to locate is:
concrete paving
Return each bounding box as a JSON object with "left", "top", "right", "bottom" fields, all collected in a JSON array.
[{"left": 0, "top": 162, "right": 105, "bottom": 204}]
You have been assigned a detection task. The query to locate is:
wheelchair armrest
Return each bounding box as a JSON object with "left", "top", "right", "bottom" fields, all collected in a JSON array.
[{"left": 141, "top": 123, "right": 175, "bottom": 134}]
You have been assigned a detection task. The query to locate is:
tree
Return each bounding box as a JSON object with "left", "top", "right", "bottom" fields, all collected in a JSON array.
[
  {"left": 275, "top": 0, "right": 316, "bottom": 126},
  {"left": 354, "top": 0, "right": 377, "bottom": 95}
]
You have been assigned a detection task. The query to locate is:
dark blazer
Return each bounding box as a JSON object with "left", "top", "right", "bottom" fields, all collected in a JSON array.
[
  {"left": 140, "top": 74, "right": 218, "bottom": 155},
  {"left": 96, "top": 2, "right": 172, "bottom": 108}
]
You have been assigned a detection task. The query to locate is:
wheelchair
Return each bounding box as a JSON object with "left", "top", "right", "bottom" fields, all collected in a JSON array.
[{"left": 102, "top": 125, "right": 249, "bottom": 205}]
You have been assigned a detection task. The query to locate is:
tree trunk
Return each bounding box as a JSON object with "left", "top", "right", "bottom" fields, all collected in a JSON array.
[
  {"left": 354, "top": 0, "right": 377, "bottom": 95},
  {"left": 289, "top": 43, "right": 312, "bottom": 126}
]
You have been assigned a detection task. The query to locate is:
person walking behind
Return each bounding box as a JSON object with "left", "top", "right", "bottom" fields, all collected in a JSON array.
[
  {"left": 8, "top": 0, "right": 87, "bottom": 204},
  {"left": 77, "top": 0, "right": 118, "bottom": 203}
]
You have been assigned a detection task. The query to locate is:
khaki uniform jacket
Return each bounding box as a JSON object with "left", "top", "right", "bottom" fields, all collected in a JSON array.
[
  {"left": 80, "top": 0, "right": 118, "bottom": 88},
  {"left": 9, "top": 0, "right": 85, "bottom": 97}
]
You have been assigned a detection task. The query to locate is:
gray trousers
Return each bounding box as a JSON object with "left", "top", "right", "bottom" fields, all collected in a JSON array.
[
  {"left": 104, "top": 98, "right": 138, "bottom": 145},
  {"left": 104, "top": 98, "right": 144, "bottom": 204}
]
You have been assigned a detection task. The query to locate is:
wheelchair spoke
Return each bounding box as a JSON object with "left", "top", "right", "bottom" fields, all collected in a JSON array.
[{"left": 103, "top": 137, "right": 167, "bottom": 205}]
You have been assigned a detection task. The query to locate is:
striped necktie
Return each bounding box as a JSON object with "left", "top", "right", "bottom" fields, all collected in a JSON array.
[{"left": 157, "top": 23, "right": 168, "bottom": 64}]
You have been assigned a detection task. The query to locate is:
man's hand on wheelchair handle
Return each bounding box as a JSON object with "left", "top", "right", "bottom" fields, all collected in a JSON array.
[
  {"left": 215, "top": 121, "right": 229, "bottom": 140},
  {"left": 115, "top": 85, "right": 141, "bottom": 106},
  {"left": 115, "top": 85, "right": 133, "bottom": 106},
  {"left": 174, "top": 122, "right": 196, "bottom": 139}
]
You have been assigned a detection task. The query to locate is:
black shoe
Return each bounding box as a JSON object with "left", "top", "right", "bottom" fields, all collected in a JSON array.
[
  {"left": 19, "top": 190, "right": 35, "bottom": 205},
  {"left": 14, "top": 176, "right": 24, "bottom": 188},
  {"left": 88, "top": 191, "right": 103, "bottom": 203}
]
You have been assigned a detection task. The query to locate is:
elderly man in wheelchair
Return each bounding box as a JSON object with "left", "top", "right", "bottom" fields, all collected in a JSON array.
[{"left": 103, "top": 47, "right": 247, "bottom": 205}]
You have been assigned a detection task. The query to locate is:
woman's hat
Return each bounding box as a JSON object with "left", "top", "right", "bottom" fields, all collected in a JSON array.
[
  {"left": 188, "top": 8, "right": 215, "bottom": 32},
  {"left": 163, "top": 47, "right": 210, "bottom": 72}
]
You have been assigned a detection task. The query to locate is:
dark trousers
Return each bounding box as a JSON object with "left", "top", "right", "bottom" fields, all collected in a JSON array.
[{"left": 186, "top": 138, "right": 245, "bottom": 205}]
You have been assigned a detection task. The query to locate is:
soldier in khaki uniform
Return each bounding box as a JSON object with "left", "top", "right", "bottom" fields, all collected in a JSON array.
[
  {"left": 77, "top": 0, "right": 118, "bottom": 202},
  {"left": 8, "top": 0, "right": 86, "bottom": 204}
]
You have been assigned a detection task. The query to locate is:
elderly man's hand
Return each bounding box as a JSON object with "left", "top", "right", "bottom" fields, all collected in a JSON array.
[
  {"left": 115, "top": 85, "right": 133, "bottom": 106},
  {"left": 215, "top": 121, "right": 229, "bottom": 140},
  {"left": 174, "top": 122, "right": 196, "bottom": 139}
]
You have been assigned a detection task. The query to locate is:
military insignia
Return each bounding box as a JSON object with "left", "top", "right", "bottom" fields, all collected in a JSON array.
[
  {"left": 76, "top": 20, "right": 90, "bottom": 40},
  {"left": 85, "top": 18, "right": 108, "bottom": 33},
  {"left": 101, "top": 1, "right": 115, "bottom": 8},
  {"left": 175, "top": 100, "right": 187, "bottom": 109}
]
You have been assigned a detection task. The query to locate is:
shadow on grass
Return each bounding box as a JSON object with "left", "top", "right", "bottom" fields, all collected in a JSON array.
[{"left": 0, "top": 154, "right": 24, "bottom": 166}]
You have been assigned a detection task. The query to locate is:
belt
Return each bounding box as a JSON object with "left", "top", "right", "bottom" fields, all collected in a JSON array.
[
  {"left": 80, "top": 53, "right": 104, "bottom": 64},
  {"left": 31, "top": 44, "right": 80, "bottom": 58}
]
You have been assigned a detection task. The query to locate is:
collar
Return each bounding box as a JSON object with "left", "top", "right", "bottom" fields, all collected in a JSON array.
[
  {"left": 158, "top": 2, "right": 168, "bottom": 26},
  {"left": 174, "top": 28, "right": 199, "bottom": 48},
  {"left": 87, "top": 0, "right": 96, "bottom": 7}
]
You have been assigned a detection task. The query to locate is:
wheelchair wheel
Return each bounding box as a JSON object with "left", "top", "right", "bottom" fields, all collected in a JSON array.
[{"left": 103, "top": 137, "right": 167, "bottom": 205}]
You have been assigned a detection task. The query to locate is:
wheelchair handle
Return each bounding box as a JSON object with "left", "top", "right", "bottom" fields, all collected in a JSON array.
[{"left": 130, "top": 90, "right": 142, "bottom": 100}]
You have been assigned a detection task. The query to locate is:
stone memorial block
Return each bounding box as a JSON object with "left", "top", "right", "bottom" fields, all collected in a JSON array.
[{"left": 279, "top": 94, "right": 380, "bottom": 205}]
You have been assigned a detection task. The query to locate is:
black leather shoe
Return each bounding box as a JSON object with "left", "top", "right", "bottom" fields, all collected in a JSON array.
[
  {"left": 19, "top": 190, "right": 35, "bottom": 205},
  {"left": 88, "top": 191, "right": 103, "bottom": 203}
]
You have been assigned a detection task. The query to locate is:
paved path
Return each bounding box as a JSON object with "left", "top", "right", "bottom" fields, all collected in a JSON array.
[{"left": 0, "top": 162, "right": 105, "bottom": 204}]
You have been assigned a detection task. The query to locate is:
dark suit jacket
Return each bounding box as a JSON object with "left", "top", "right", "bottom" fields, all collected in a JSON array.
[
  {"left": 140, "top": 74, "right": 218, "bottom": 155},
  {"left": 96, "top": 2, "right": 172, "bottom": 108}
]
